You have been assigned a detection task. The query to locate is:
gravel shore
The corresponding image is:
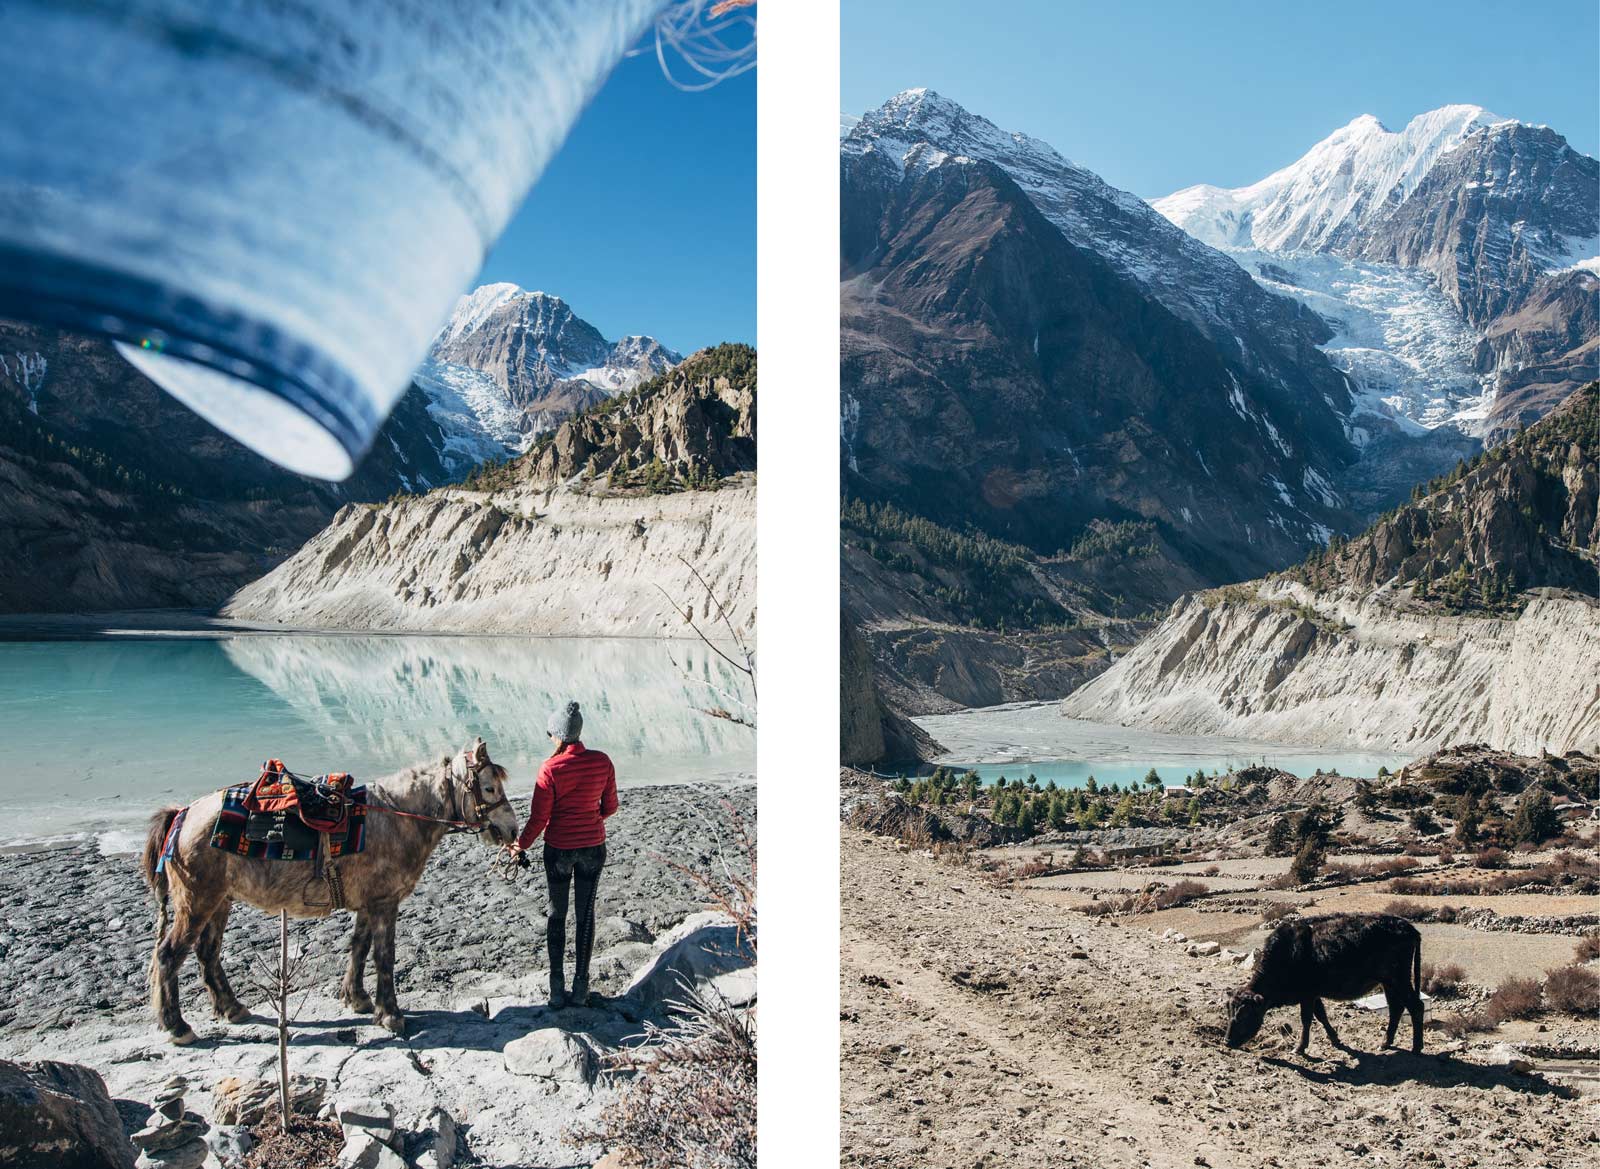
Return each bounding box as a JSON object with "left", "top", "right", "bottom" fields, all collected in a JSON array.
[{"left": 0, "top": 782, "right": 753, "bottom": 1041}]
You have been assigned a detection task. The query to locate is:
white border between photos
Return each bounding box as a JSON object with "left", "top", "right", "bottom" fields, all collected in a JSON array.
[{"left": 757, "top": 0, "right": 841, "bottom": 1162}]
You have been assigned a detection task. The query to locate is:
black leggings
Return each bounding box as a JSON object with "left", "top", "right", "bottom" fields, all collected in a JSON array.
[{"left": 543, "top": 843, "right": 606, "bottom": 982}]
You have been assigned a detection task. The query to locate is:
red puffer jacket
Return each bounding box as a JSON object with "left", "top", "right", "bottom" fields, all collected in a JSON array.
[{"left": 515, "top": 742, "right": 618, "bottom": 850}]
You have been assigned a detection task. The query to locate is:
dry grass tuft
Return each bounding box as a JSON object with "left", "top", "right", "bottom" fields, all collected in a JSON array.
[{"left": 1575, "top": 934, "right": 1600, "bottom": 964}]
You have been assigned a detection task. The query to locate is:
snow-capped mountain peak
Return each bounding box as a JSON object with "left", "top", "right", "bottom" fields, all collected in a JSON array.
[
  {"left": 1151, "top": 104, "right": 1596, "bottom": 442},
  {"left": 843, "top": 87, "right": 1356, "bottom": 425},
  {"left": 436, "top": 282, "right": 524, "bottom": 346},
  {"left": 415, "top": 283, "right": 681, "bottom": 477},
  {"left": 1154, "top": 104, "right": 1513, "bottom": 253}
]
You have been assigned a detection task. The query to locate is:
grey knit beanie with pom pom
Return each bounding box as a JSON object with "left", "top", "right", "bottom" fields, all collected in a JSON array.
[{"left": 547, "top": 701, "right": 583, "bottom": 742}]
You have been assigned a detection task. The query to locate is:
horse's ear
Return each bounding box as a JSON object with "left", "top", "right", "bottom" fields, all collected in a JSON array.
[{"left": 473, "top": 738, "right": 489, "bottom": 764}]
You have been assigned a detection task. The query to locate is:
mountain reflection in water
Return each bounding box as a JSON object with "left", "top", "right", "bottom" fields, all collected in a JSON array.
[{"left": 0, "top": 634, "right": 753, "bottom": 842}]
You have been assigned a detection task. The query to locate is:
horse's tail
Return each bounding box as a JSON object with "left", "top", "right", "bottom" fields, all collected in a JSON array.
[
  {"left": 142, "top": 807, "right": 181, "bottom": 941},
  {"left": 1413, "top": 928, "right": 1423, "bottom": 995}
]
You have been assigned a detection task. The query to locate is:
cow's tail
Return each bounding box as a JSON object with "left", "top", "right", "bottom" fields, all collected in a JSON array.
[{"left": 142, "top": 807, "right": 182, "bottom": 942}]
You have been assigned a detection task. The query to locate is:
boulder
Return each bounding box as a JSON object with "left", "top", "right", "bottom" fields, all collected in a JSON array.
[
  {"left": 1189, "top": 942, "right": 1221, "bottom": 958},
  {"left": 135, "top": 1145, "right": 207, "bottom": 1169},
  {"left": 204, "top": 1124, "right": 254, "bottom": 1167},
  {"left": 503, "top": 1029, "right": 600, "bottom": 1085},
  {"left": 705, "top": 968, "right": 757, "bottom": 1008},
  {"left": 339, "top": 1130, "right": 408, "bottom": 1169},
  {"left": 408, "top": 1106, "right": 458, "bottom": 1169},
  {"left": 212, "top": 1075, "right": 328, "bottom": 1127},
  {"left": 0, "top": 1059, "right": 135, "bottom": 1169},
  {"left": 625, "top": 912, "right": 755, "bottom": 1008},
  {"left": 130, "top": 1114, "right": 206, "bottom": 1153},
  {"left": 336, "top": 1096, "right": 397, "bottom": 1148},
  {"left": 595, "top": 916, "right": 653, "bottom": 949}
]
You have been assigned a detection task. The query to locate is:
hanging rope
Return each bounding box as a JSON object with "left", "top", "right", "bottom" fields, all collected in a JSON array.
[{"left": 632, "top": 0, "right": 756, "bottom": 92}]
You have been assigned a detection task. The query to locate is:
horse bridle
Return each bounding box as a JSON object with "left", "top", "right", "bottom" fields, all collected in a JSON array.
[{"left": 453, "top": 751, "right": 512, "bottom": 836}]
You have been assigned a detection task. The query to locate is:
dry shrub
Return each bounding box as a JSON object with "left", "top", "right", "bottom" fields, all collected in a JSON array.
[
  {"left": 1328, "top": 856, "right": 1421, "bottom": 882},
  {"left": 575, "top": 801, "right": 756, "bottom": 1169},
  {"left": 575, "top": 984, "right": 755, "bottom": 1168},
  {"left": 1383, "top": 898, "right": 1427, "bottom": 921},
  {"left": 1163, "top": 879, "right": 1209, "bottom": 907},
  {"left": 1474, "top": 847, "right": 1508, "bottom": 869},
  {"left": 931, "top": 839, "right": 971, "bottom": 866},
  {"left": 1543, "top": 964, "right": 1600, "bottom": 1015},
  {"left": 849, "top": 797, "right": 935, "bottom": 850},
  {"left": 1263, "top": 871, "right": 1298, "bottom": 891},
  {"left": 1439, "top": 1009, "right": 1497, "bottom": 1038},
  {"left": 240, "top": 1118, "right": 344, "bottom": 1169},
  {"left": 1421, "top": 962, "right": 1466, "bottom": 997},
  {"left": 1388, "top": 876, "right": 1431, "bottom": 896},
  {"left": 1202, "top": 865, "right": 1221, "bottom": 877},
  {"left": 1014, "top": 856, "right": 1055, "bottom": 880},
  {"left": 1077, "top": 900, "right": 1116, "bottom": 917},
  {"left": 1486, "top": 975, "right": 1544, "bottom": 1022},
  {"left": 1261, "top": 903, "right": 1295, "bottom": 925},
  {"left": 1575, "top": 934, "right": 1600, "bottom": 963}
]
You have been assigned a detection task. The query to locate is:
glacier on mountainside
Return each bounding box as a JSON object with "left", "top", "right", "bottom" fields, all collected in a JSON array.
[
  {"left": 411, "top": 359, "right": 534, "bottom": 473},
  {"left": 1242, "top": 252, "right": 1490, "bottom": 433},
  {"left": 1153, "top": 105, "right": 1597, "bottom": 437}
]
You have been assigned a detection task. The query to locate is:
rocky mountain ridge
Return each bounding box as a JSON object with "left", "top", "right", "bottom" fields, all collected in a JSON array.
[
  {"left": 1064, "top": 384, "right": 1600, "bottom": 753},
  {"left": 839, "top": 90, "right": 1402, "bottom": 738},
  {"left": 224, "top": 345, "right": 758, "bottom": 637},
  {"left": 0, "top": 320, "right": 452, "bottom": 612},
  {"left": 517, "top": 343, "right": 755, "bottom": 488},
  {"left": 845, "top": 90, "right": 1359, "bottom": 426}
]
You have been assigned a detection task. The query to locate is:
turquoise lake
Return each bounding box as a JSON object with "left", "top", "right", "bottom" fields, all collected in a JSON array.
[
  {"left": 909, "top": 701, "right": 1409, "bottom": 790},
  {"left": 926, "top": 756, "right": 1404, "bottom": 789},
  {"left": 0, "top": 633, "right": 755, "bottom": 846}
]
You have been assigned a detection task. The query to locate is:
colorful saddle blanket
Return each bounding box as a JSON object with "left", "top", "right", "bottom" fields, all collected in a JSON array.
[
  {"left": 243, "top": 758, "right": 355, "bottom": 832},
  {"left": 208, "top": 760, "right": 368, "bottom": 862}
]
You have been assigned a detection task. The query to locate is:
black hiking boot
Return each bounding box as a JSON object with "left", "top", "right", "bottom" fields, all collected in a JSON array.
[
  {"left": 549, "top": 969, "right": 568, "bottom": 1010},
  {"left": 569, "top": 976, "right": 590, "bottom": 1008}
]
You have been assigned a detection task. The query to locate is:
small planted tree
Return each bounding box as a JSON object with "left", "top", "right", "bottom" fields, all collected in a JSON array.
[{"left": 243, "top": 911, "right": 315, "bottom": 1134}]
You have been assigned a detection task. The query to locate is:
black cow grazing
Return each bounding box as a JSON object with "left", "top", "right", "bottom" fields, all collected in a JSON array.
[{"left": 1225, "top": 913, "right": 1424, "bottom": 1055}]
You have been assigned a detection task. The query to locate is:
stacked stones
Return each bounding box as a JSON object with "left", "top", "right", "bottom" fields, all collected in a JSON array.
[{"left": 130, "top": 1076, "right": 209, "bottom": 1169}]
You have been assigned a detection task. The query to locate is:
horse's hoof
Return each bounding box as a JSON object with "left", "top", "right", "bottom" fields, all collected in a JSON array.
[
  {"left": 168, "top": 1028, "right": 198, "bottom": 1047},
  {"left": 222, "top": 1004, "right": 252, "bottom": 1024},
  {"left": 343, "top": 993, "right": 375, "bottom": 1015},
  {"left": 376, "top": 1013, "right": 406, "bottom": 1036}
]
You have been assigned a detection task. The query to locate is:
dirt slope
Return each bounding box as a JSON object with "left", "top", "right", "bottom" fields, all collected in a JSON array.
[{"left": 840, "top": 828, "right": 1597, "bottom": 1169}]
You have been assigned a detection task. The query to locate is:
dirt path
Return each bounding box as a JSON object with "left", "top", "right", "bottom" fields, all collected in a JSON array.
[{"left": 840, "top": 828, "right": 1598, "bottom": 1169}]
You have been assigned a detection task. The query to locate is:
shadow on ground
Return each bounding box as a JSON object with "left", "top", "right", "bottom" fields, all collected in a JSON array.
[{"left": 1262, "top": 1050, "right": 1579, "bottom": 1098}]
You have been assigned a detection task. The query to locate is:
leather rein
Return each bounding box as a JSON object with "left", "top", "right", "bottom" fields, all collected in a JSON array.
[{"left": 364, "top": 753, "right": 511, "bottom": 837}]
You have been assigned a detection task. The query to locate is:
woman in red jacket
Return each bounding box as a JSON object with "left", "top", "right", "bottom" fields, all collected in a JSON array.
[{"left": 507, "top": 701, "right": 618, "bottom": 1008}]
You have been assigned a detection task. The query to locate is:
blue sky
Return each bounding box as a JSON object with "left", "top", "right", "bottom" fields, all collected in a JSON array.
[
  {"left": 843, "top": 0, "right": 1599, "bottom": 199},
  {"left": 474, "top": 46, "right": 754, "bottom": 354}
]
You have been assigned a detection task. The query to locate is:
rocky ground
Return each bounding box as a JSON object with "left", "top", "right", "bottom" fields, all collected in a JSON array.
[
  {"left": 0, "top": 782, "right": 754, "bottom": 1168},
  {"left": 840, "top": 771, "right": 1599, "bottom": 1169}
]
